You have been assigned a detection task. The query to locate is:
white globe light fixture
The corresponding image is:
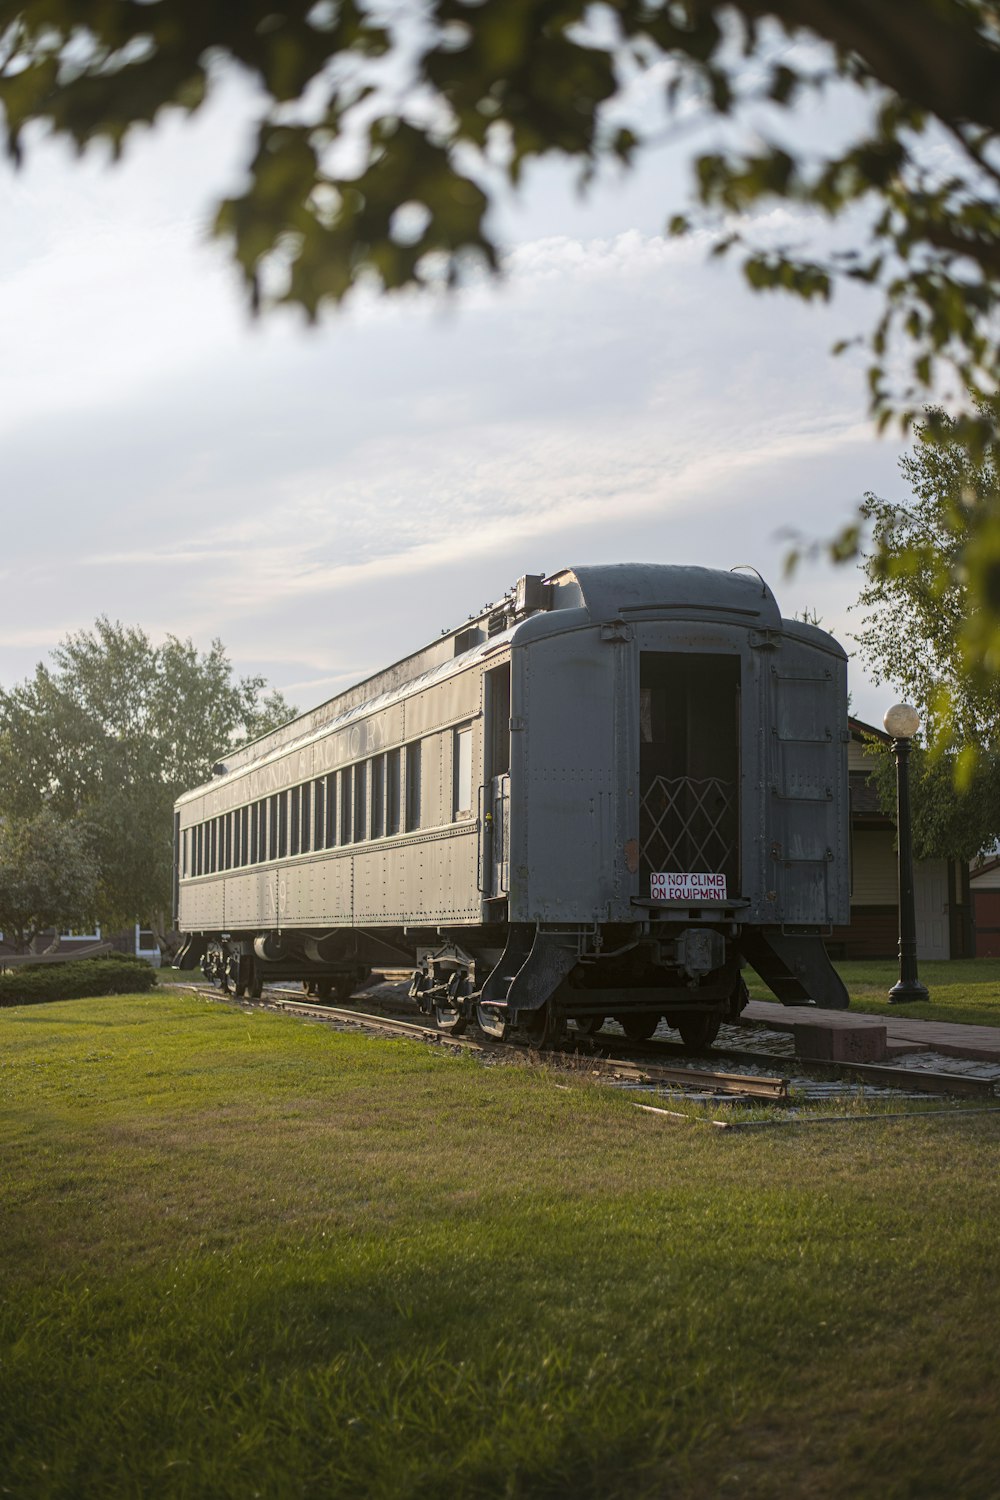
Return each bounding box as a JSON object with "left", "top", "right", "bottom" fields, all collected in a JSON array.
[{"left": 883, "top": 703, "right": 920, "bottom": 739}]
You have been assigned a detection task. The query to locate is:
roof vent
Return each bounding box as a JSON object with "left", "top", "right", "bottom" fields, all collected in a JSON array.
[
  {"left": 515, "top": 573, "right": 549, "bottom": 616},
  {"left": 454, "top": 626, "right": 481, "bottom": 656}
]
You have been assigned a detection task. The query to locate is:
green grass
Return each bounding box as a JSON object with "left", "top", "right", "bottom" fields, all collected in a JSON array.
[
  {"left": 2, "top": 991, "right": 1000, "bottom": 1499},
  {"left": 744, "top": 958, "right": 1000, "bottom": 1027}
]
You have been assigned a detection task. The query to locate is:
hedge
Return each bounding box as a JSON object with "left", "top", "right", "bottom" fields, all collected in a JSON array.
[{"left": 0, "top": 955, "right": 159, "bottom": 1007}]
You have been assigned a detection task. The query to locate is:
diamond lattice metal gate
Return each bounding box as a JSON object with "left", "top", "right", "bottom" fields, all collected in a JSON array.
[{"left": 639, "top": 775, "right": 738, "bottom": 882}]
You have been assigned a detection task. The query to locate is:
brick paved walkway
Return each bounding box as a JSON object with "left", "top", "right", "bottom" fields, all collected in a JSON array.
[{"left": 742, "top": 999, "right": 1000, "bottom": 1063}]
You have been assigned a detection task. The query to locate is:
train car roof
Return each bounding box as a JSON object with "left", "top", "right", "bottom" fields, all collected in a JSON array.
[
  {"left": 548, "top": 563, "right": 780, "bottom": 625},
  {"left": 181, "top": 562, "right": 800, "bottom": 801}
]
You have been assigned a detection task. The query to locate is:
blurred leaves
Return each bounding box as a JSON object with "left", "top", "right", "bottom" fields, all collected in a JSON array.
[
  {"left": 0, "top": 620, "right": 295, "bottom": 933},
  {"left": 3, "top": 3, "right": 1000, "bottom": 688},
  {"left": 0, "top": 0, "right": 997, "bottom": 425}
]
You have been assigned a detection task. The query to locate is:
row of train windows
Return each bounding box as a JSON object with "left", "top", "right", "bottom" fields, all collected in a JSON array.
[{"left": 183, "top": 729, "right": 473, "bottom": 879}]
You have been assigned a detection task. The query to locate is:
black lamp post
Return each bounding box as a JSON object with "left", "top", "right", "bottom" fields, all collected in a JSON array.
[{"left": 884, "top": 703, "right": 930, "bottom": 1004}]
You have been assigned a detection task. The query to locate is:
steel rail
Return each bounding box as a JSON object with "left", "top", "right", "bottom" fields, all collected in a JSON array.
[
  {"left": 269, "top": 994, "right": 791, "bottom": 1099},
  {"left": 181, "top": 982, "right": 995, "bottom": 1102}
]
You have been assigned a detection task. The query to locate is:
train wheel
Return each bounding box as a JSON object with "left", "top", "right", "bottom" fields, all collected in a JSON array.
[
  {"left": 434, "top": 1001, "right": 468, "bottom": 1036},
  {"left": 476, "top": 1001, "right": 510, "bottom": 1042},
  {"left": 622, "top": 1014, "right": 659, "bottom": 1042},
  {"left": 571, "top": 1015, "right": 605, "bottom": 1038},
  {"left": 522, "top": 1004, "right": 564, "bottom": 1048},
  {"left": 676, "top": 1013, "right": 722, "bottom": 1052}
]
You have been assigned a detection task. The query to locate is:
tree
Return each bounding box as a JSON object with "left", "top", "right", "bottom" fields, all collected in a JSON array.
[
  {"left": 855, "top": 399, "right": 1000, "bottom": 858},
  {"left": 3, "top": 3, "right": 1000, "bottom": 669},
  {"left": 861, "top": 738, "right": 1000, "bottom": 863},
  {"left": 855, "top": 397, "right": 1000, "bottom": 749},
  {"left": 0, "top": 620, "right": 294, "bottom": 944},
  {"left": 1, "top": 2, "right": 997, "bottom": 436},
  {"left": 0, "top": 809, "right": 99, "bottom": 952}
]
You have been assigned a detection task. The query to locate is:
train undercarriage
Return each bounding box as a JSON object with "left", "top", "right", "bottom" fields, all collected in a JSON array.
[{"left": 176, "top": 913, "right": 844, "bottom": 1052}]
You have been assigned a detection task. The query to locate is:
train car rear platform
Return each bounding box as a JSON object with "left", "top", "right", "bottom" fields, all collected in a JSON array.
[{"left": 742, "top": 998, "right": 1000, "bottom": 1063}]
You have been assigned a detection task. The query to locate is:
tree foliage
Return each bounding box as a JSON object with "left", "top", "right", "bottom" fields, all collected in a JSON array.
[
  {"left": 0, "top": 808, "right": 99, "bottom": 951},
  {"left": 861, "top": 740, "right": 1000, "bottom": 862},
  {"left": 3, "top": 2, "right": 1000, "bottom": 673},
  {"left": 855, "top": 397, "right": 1000, "bottom": 749},
  {"left": 1, "top": 1, "right": 998, "bottom": 435},
  {"left": 855, "top": 399, "right": 1000, "bottom": 858},
  {"left": 0, "top": 620, "right": 294, "bottom": 937}
]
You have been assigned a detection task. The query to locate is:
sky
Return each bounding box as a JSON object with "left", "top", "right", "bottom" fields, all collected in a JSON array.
[{"left": 0, "top": 66, "right": 913, "bottom": 728}]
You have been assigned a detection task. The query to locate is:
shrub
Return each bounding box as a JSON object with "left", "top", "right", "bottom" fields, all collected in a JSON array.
[{"left": 0, "top": 956, "right": 158, "bottom": 1007}]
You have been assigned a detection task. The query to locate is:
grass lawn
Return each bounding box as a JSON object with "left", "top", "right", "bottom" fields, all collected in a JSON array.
[
  {"left": 2, "top": 990, "right": 1000, "bottom": 1499},
  {"left": 745, "top": 957, "right": 1000, "bottom": 1028}
]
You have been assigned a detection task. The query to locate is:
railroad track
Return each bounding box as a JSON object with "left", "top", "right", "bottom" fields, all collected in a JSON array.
[
  {"left": 269, "top": 993, "right": 792, "bottom": 1101},
  {"left": 180, "top": 980, "right": 997, "bottom": 1103}
]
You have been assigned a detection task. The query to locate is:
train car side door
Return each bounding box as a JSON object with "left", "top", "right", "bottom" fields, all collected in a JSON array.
[{"left": 484, "top": 663, "right": 511, "bottom": 899}]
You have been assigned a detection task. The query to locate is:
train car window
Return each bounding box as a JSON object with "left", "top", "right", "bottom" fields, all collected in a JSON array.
[
  {"left": 370, "top": 755, "right": 385, "bottom": 839},
  {"left": 250, "top": 803, "right": 259, "bottom": 865},
  {"left": 278, "top": 791, "right": 289, "bottom": 859},
  {"left": 241, "top": 805, "right": 249, "bottom": 866},
  {"left": 386, "top": 749, "right": 401, "bottom": 835},
  {"left": 258, "top": 799, "right": 267, "bottom": 863},
  {"left": 232, "top": 811, "right": 240, "bottom": 869},
  {"left": 339, "top": 770, "right": 353, "bottom": 845},
  {"left": 487, "top": 664, "right": 511, "bottom": 777},
  {"left": 301, "top": 781, "right": 312, "bottom": 854},
  {"left": 313, "top": 779, "right": 325, "bottom": 850},
  {"left": 454, "top": 726, "right": 473, "bottom": 820},
  {"left": 325, "top": 772, "right": 337, "bottom": 847},
  {"left": 195, "top": 824, "right": 202, "bottom": 877},
  {"left": 225, "top": 812, "right": 233, "bottom": 870},
  {"left": 405, "top": 741, "right": 421, "bottom": 832},
  {"left": 290, "top": 786, "right": 301, "bottom": 857},
  {"left": 210, "top": 819, "right": 218, "bottom": 874},
  {"left": 269, "top": 795, "right": 279, "bottom": 861},
  {"left": 353, "top": 762, "right": 367, "bottom": 842}
]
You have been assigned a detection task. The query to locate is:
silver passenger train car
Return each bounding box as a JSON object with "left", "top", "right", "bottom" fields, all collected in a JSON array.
[{"left": 173, "top": 564, "right": 850, "bottom": 1047}]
